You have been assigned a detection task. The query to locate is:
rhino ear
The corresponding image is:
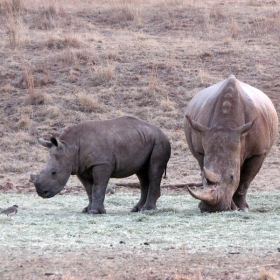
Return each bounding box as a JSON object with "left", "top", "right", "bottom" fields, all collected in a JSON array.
[
  {"left": 236, "top": 121, "right": 254, "bottom": 137},
  {"left": 185, "top": 115, "right": 209, "bottom": 136},
  {"left": 50, "top": 137, "right": 58, "bottom": 147},
  {"left": 50, "top": 137, "right": 64, "bottom": 149},
  {"left": 38, "top": 138, "right": 52, "bottom": 148}
]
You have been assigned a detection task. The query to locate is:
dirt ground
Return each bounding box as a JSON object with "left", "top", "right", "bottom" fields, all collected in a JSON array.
[
  {"left": 1, "top": 247, "right": 280, "bottom": 280},
  {"left": 1, "top": 0, "right": 280, "bottom": 279}
]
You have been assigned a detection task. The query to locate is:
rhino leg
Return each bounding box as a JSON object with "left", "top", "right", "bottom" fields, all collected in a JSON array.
[
  {"left": 87, "top": 165, "right": 111, "bottom": 214},
  {"left": 233, "top": 154, "right": 266, "bottom": 211},
  {"left": 131, "top": 170, "right": 149, "bottom": 212},
  {"left": 140, "top": 151, "right": 167, "bottom": 211},
  {"left": 77, "top": 175, "right": 93, "bottom": 213},
  {"left": 141, "top": 172, "right": 161, "bottom": 211}
]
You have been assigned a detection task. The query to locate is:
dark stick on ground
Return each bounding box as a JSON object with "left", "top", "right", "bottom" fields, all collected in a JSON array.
[{"left": 114, "top": 182, "right": 203, "bottom": 190}]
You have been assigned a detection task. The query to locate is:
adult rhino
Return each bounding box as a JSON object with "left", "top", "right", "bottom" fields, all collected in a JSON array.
[
  {"left": 184, "top": 75, "right": 278, "bottom": 212},
  {"left": 30, "top": 116, "right": 171, "bottom": 214}
]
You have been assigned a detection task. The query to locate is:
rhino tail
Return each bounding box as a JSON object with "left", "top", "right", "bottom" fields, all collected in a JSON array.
[{"left": 163, "top": 165, "right": 168, "bottom": 179}]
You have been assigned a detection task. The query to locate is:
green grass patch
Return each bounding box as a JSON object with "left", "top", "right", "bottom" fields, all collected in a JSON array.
[{"left": 1, "top": 190, "right": 279, "bottom": 255}]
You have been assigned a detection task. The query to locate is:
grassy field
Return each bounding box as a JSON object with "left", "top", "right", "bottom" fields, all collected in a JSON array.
[
  {"left": 1, "top": 190, "right": 280, "bottom": 279},
  {"left": 1, "top": 190, "right": 280, "bottom": 252}
]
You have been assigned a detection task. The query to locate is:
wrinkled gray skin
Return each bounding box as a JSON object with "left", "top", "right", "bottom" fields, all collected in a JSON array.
[
  {"left": 184, "top": 75, "right": 278, "bottom": 212},
  {"left": 31, "top": 116, "right": 171, "bottom": 214}
]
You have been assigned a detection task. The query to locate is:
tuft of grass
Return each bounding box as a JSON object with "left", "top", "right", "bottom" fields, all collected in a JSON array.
[
  {"left": 196, "top": 69, "right": 217, "bottom": 88},
  {"left": 15, "top": 115, "right": 32, "bottom": 130},
  {"left": 47, "top": 36, "right": 82, "bottom": 49},
  {"left": 148, "top": 62, "right": 160, "bottom": 93},
  {"left": 24, "top": 92, "right": 52, "bottom": 106},
  {"left": 96, "top": 2, "right": 143, "bottom": 26},
  {"left": 75, "top": 49, "right": 98, "bottom": 66},
  {"left": 46, "top": 105, "right": 61, "bottom": 119},
  {"left": 20, "top": 56, "right": 34, "bottom": 96},
  {"left": 230, "top": 16, "right": 239, "bottom": 38},
  {"left": 0, "top": 0, "right": 24, "bottom": 14},
  {"left": 173, "top": 275, "right": 193, "bottom": 280},
  {"left": 106, "top": 49, "right": 120, "bottom": 61},
  {"left": 90, "top": 62, "right": 114, "bottom": 86},
  {"left": 3, "top": 6, "right": 22, "bottom": 47},
  {"left": 259, "top": 269, "right": 278, "bottom": 280},
  {"left": 74, "top": 92, "right": 104, "bottom": 113},
  {"left": 160, "top": 98, "right": 176, "bottom": 112},
  {"left": 209, "top": 5, "right": 225, "bottom": 22}
]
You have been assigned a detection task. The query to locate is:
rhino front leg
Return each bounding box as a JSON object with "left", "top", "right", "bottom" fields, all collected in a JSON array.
[
  {"left": 77, "top": 175, "right": 93, "bottom": 213},
  {"left": 88, "top": 165, "right": 111, "bottom": 214},
  {"left": 233, "top": 154, "right": 266, "bottom": 211}
]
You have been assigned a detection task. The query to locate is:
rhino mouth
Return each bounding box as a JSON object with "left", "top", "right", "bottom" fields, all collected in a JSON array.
[
  {"left": 188, "top": 185, "right": 235, "bottom": 212},
  {"left": 36, "top": 188, "right": 56, "bottom": 199},
  {"left": 198, "top": 201, "right": 232, "bottom": 212}
]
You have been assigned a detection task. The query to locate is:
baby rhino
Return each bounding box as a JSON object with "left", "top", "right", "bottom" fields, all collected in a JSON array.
[{"left": 30, "top": 116, "right": 171, "bottom": 214}]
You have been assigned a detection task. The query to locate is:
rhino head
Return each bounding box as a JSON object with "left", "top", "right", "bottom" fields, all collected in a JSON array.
[
  {"left": 30, "top": 138, "right": 73, "bottom": 198},
  {"left": 186, "top": 116, "right": 254, "bottom": 212}
]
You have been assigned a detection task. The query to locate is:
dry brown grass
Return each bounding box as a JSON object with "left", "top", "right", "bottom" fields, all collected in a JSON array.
[
  {"left": 259, "top": 269, "right": 278, "bottom": 280},
  {"left": 74, "top": 91, "right": 104, "bottom": 113},
  {"left": 2, "top": 6, "right": 23, "bottom": 47},
  {"left": 20, "top": 56, "right": 34, "bottom": 95},
  {"left": 24, "top": 92, "right": 52, "bottom": 106},
  {"left": 47, "top": 36, "right": 82, "bottom": 50},
  {"left": 0, "top": 0, "right": 279, "bottom": 182},
  {"left": 90, "top": 62, "right": 114, "bottom": 86}
]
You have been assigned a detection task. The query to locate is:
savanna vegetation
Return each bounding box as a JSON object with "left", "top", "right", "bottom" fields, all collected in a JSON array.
[{"left": 0, "top": 0, "right": 280, "bottom": 279}]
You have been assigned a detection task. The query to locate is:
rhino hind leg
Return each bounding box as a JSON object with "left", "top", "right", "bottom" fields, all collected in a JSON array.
[
  {"left": 140, "top": 143, "right": 170, "bottom": 211},
  {"left": 233, "top": 154, "right": 266, "bottom": 211},
  {"left": 131, "top": 170, "right": 150, "bottom": 212},
  {"left": 141, "top": 165, "right": 165, "bottom": 211}
]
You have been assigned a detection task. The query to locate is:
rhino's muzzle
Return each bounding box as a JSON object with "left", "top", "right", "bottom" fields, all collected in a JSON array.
[
  {"left": 198, "top": 201, "right": 232, "bottom": 212},
  {"left": 30, "top": 174, "right": 63, "bottom": 198},
  {"left": 188, "top": 186, "right": 235, "bottom": 212},
  {"left": 35, "top": 187, "right": 56, "bottom": 198}
]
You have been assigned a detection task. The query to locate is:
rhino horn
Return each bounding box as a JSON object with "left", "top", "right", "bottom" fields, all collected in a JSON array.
[
  {"left": 30, "top": 174, "right": 38, "bottom": 183},
  {"left": 38, "top": 138, "right": 52, "bottom": 148},
  {"left": 187, "top": 186, "right": 218, "bottom": 206},
  {"left": 203, "top": 167, "right": 219, "bottom": 184}
]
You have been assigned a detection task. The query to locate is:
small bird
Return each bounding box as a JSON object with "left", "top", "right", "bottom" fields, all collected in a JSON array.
[
  {"left": 106, "top": 186, "right": 115, "bottom": 195},
  {"left": 0, "top": 205, "right": 18, "bottom": 217}
]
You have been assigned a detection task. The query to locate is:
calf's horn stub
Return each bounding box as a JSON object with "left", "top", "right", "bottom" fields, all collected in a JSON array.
[
  {"left": 187, "top": 186, "right": 218, "bottom": 206},
  {"left": 30, "top": 174, "right": 37, "bottom": 183}
]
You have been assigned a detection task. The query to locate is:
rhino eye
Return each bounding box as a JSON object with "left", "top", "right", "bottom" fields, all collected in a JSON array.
[
  {"left": 230, "top": 174, "right": 234, "bottom": 180},
  {"left": 51, "top": 171, "right": 56, "bottom": 176}
]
